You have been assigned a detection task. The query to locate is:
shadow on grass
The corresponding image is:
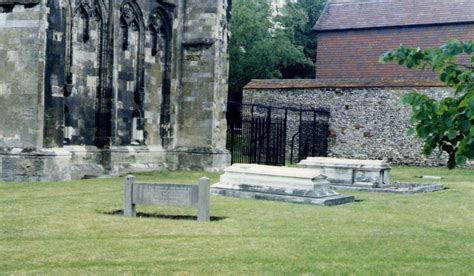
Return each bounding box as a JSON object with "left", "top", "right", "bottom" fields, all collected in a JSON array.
[{"left": 100, "top": 209, "right": 227, "bottom": 221}]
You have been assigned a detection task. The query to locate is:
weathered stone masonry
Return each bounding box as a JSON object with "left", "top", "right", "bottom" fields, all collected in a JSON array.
[
  {"left": 0, "top": 0, "right": 231, "bottom": 181},
  {"left": 239, "top": 0, "right": 467, "bottom": 167},
  {"left": 244, "top": 80, "right": 449, "bottom": 167}
]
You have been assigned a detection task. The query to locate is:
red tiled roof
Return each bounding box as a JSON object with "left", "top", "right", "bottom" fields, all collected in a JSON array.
[
  {"left": 244, "top": 79, "right": 445, "bottom": 89},
  {"left": 314, "top": 0, "right": 474, "bottom": 31}
]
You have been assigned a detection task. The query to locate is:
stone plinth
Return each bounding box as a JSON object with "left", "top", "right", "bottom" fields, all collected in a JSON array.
[
  {"left": 298, "top": 157, "right": 391, "bottom": 188},
  {"left": 0, "top": 148, "right": 72, "bottom": 182},
  {"left": 332, "top": 182, "right": 444, "bottom": 194},
  {"left": 211, "top": 164, "right": 354, "bottom": 206}
]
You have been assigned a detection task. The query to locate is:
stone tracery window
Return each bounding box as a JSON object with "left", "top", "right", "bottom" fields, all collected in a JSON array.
[
  {"left": 147, "top": 8, "right": 173, "bottom": 149},
  {"left": 120, "top": 3, "right": 140, "bottom": 51},
  {"left": 73, "top": 1, "right": 91, "bottom": 43},
  {"left": 120, "top": 1, "right": 145, "bottom": 105},
  {"left": 64, "top": 0, "right": 110, "bottom": 147},
  {"left": 147, "top": 13, "right": 164, "bottom": 57}
]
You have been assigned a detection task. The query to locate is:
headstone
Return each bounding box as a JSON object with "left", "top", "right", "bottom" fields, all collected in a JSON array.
[
  {"left": 211, "top": 164, "right": 354, "bottom": 206},
  {"left": 124, "top": 175, "right": 210, "bottom": 221},
  {"left": 298, "top": 157, "right": 391, "bottom": 188}
]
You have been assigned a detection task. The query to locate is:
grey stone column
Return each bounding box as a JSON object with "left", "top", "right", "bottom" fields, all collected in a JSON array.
[
  {"left": 0, "top": 1, "right": 46, "bottom": 150},
  {"left": 173, "top": 0, "right": 231, "bottom": 171}
]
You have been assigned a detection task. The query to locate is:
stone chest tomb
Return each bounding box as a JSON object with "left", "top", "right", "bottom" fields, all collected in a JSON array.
[
  {"left": 0, "top": 0, "right": 231, "bottom": 181},
  {"left": 297, "top": 157, "right": 444, "bottom": 194},
  {"left": 298, "top": 157, "right": 390, "bottom": 188},
  {"left": 211, "top": 164, "right": 355, "bottom": 206}
]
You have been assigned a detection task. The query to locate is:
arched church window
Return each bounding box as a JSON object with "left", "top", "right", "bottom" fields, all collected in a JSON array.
[
  {"left": 148, "top": 8, "right": 173, "bottom": 149},
  {"left": 120, "top": 2, "right": 142, "bottom": 51},
  {"left": 120, "top": 1, "right": 145, "bottom": 104},
  {"left": 74, "top": 1, "right": 91, "bottom": 43},
  {"left": 148, "top": 13, "right": 164, "bottom": 57}
]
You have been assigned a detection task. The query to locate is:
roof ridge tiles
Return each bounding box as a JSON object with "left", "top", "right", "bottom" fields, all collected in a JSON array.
[{"left": 314, "top": 0, "right": 474, "bottom": 31}]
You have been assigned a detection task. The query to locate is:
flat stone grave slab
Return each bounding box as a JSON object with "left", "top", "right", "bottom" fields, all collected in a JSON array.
[
  {"left": 211, "top": 164, "right": 354, "bottom": 206},
  {"left": 298, "top": 157, "right": 391, "bottom": 188},
  {"left": 124, "top": 175, "right": 210, "bottom": 221}
]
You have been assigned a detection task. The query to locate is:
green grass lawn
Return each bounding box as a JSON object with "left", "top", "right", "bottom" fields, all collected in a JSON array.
[{"left": 0, "top": 168, "right": 473, "bottom": 274}]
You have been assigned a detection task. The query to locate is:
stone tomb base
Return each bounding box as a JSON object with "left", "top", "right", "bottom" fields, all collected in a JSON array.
[
  {"left": 298, "top": 157, "right": 391, "bottom": 188},
  {"left": 211, "top": 164, "right": 354, "bottom": 206},
  {"left": 298, "top": 157, "right": 444, "bottom": 193},
  {"left": 331, "top": 182, "right": 444, "bottom": 194}
]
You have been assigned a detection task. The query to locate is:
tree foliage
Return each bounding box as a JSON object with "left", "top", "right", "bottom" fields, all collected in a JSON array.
[
  {"left": 228, "top": 0, "right": 325, "bottom": 100},
  {"left": 278, "top": 0, "right": 326, "bottom": 78},
  {"left": 381, "top": 39, "right": 474, "bottom": 168}
]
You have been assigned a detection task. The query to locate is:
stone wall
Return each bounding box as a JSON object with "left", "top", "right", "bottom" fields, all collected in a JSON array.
[
  {"left": 244, "top": 80, "right": 450, "bottom": 166},
  {"left": 0, "top": 0, "right": 230, "bottom": 181},
  {"left": 0, "top": 3, "right": 45, "bottom": 149}
]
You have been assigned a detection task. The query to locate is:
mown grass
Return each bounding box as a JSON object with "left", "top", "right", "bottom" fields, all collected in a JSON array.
[{"left": 0, "top": 167, "right": 473, "bottom": 275}]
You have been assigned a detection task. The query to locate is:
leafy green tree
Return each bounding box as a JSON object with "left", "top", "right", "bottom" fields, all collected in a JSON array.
[
  {"left": 278, "top": 0, "right": 326, "bottom": 78},
  {"left": 228, "top": 0, "right": 319, "bottom": 102},
  {"left": 381, "top": 39, "right": 474, "bottom": 168}
]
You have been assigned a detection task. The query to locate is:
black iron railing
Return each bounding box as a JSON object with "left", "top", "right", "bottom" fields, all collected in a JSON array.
[{"left": 226, "top": 101, "right": 330, "bottom": 165}]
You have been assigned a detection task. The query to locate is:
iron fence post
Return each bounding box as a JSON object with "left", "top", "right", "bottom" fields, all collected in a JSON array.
[
  {"left": 283, "top": 109, "right": 288, "bottom": 164},
  {"left": 312, "top": 111, "right": 317, "bottom": 156},
  {"left": 265, "top": 107, "right": 272, "bottom": 165},
  {"left": 226, "top": 101, "right": 329, "bottom": 167},
  {"left": 298, "top": 110, "right": 303, "bottom": 162}
]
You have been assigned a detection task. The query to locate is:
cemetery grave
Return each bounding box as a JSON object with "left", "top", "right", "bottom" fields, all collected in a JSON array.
[
  {"left": 298, "top": 157, "right": 444, "bottom": 194},
  {"left": 211, "top": 164, "right": 354, "bottom": 206},
  {"left": 0, "top": 168, "right": 472, "bottom": 274}
]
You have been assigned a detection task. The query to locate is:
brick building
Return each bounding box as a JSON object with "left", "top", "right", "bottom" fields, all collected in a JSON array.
[
  {"left": 242, "top": 0, "right": 472, "bottom": 166},
  {"left": 314, "top": 0, "right": 474, "bottom": 81}
]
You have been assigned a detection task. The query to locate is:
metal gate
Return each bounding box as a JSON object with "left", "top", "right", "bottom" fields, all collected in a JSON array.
[{"left": 226, "top": 102, "right": 330, "bottom": 165}]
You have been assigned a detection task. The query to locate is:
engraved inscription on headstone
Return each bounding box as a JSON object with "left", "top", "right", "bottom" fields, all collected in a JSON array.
[
  {"left": 124, "top": 175, "right": 210, "bottom": 221},
  {"left": 132, "top": 184, "right": 199, "bottom": 207}
]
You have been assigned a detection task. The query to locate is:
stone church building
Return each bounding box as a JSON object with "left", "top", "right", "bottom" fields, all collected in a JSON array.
[
  {"left": 0, "top": 0, "right": 231, "bottom": 181},
  {"left": 244, "top": 0, "right": 474, "bottom": 166}
]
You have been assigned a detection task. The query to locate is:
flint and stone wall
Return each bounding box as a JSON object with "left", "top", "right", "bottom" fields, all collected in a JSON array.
[
  {"left": 244, "top": 80, "right": 450, "bottom": 166},
  {"left": 0, "top": 0, "right": 230, "bottom": 181}
]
